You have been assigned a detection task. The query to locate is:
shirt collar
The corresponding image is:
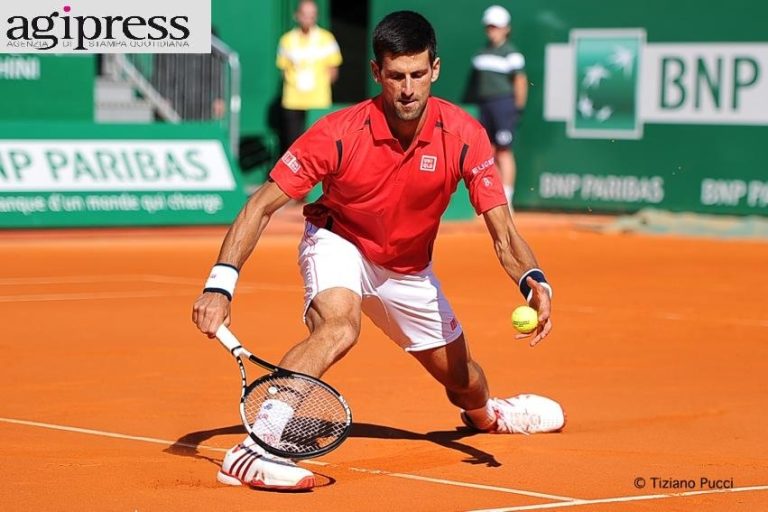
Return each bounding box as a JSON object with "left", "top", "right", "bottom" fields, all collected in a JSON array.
[
  {"left": 417, "top": 97, "right": 439, "bottom": 144},
  {"left": 292, "top": 26, "right": 318, "bottom": 39},
  {"left": 369, "top": 96, "right": 439, "bottom": 145}
]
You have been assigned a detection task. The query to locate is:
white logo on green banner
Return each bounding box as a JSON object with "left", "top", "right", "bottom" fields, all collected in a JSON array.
[
  {"left": 569, "top": 29, "right": 644, "bottom": 139},
  {"left": 545, "top": 30, "right": 768, "bottom": 139}
]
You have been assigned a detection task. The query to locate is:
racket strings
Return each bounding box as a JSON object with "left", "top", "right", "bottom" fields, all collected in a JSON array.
[{"left": 243, "top": 374, "right": 349, "bottom": 456}]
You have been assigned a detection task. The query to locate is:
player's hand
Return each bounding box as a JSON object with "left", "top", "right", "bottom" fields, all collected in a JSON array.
[
  {"left": 515, "top": 277, "right": 552, "bottom": 347},
  {"left": 192, "top": 292, "right": 232, "bottom": 338}
]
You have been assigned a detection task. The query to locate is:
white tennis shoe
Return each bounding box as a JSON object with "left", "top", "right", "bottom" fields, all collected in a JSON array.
[
  {"left": 462, "top": 394, "right": 566, "bottom": 434},
  {"left": 217, "top": 442, "right": 315, "bottom": 491}
]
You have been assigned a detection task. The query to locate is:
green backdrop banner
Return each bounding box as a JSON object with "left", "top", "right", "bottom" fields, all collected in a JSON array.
[
  {"left": 0, "top": 123, "right": 246, "bottom": 228},
  {"left": 0, "top": 55, "right": 94, "bottom": 121},
  {"left": 369, "top": 0, "right": 768, "bottom": 215}
]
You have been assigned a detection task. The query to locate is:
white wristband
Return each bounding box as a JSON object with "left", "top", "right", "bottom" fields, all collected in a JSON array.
[{"left": 204, "top": 264, "right": 239, "bottom": 301}]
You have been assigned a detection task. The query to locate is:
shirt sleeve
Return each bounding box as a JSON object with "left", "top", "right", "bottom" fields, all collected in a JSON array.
[
  {"left": 324, "top": 33, "right": 342, "bottom": 67},
  {"left": 269, "top": 117, "right": 338, "bottom": 200},
  {"left": 507, "top": 51, "right": 525, "bottom": 74},
  {"left": 461, "top": 129, "right": 508, "bottom": 215},
  {"left": 276, "top": 34, "right": 290, "bottom": 70}
]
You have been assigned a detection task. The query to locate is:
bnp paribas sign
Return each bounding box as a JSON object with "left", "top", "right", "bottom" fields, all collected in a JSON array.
[{"left": 545, "top": 29, "right": 766, "bottom": 139}]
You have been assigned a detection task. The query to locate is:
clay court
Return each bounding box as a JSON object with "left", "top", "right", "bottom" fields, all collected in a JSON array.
[{"left": 1, "top": 213, "right": 766, "bottom": 511}]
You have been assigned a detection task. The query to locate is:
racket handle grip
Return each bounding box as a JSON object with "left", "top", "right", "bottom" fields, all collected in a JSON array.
[{"left": 215, "top": 324, "right": 245, "bottom": 356}]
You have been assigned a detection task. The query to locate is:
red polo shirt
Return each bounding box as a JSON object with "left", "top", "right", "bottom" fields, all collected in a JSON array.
[{"left": 270, "top": 96, "right": 507, "bottom": 273}]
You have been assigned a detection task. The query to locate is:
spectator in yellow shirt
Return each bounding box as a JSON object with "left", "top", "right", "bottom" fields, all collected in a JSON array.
[{"left": 277, "top": 0, "right": 343, "bottom": 156}]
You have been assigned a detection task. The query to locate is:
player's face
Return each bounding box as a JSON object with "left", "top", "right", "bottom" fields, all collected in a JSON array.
[
  {"left": 371, "top": 50, "right": 441, "bottom": 122},
  {"left": 485, "top": 25, "right": 510, "bottom": 47}
]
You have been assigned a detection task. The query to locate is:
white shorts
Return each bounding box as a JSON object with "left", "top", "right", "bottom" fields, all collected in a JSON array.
[{"left": 299, "top": 222, "right": 463, "bottom": 352}]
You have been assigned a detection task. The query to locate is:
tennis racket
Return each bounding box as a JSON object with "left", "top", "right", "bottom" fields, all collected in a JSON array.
[{"left": 215, "top": 324, "right": 352, "bottom": 459}]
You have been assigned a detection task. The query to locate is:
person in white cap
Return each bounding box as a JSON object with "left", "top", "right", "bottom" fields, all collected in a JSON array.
[{"left": 470, "top": 5, "right": 528, "bottom": 210}]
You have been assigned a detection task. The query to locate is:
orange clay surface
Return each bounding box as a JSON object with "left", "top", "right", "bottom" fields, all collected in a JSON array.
[{"left": 1, "top": 211, "right": 767, "bottom": 512}]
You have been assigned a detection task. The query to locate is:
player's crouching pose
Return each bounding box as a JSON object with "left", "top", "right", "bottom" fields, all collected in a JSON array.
[{"left": 192, "top": 11, "right": 565, "bottom": 491}]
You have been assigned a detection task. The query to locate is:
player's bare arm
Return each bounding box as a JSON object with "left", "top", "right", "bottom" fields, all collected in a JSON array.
[
  {"left": 514, "top": 72, "right": 528, "bottom": 110},
  {"left": 482, "top": 204, "right": 552, "bottom": 346},
  {"left": 192, "top": 181, "right": 292, "bottom": 337}
]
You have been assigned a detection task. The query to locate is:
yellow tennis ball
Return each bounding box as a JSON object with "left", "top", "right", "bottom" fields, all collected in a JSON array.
[{"left": 512, "top": 306, "right": 538, "bottom": 334}]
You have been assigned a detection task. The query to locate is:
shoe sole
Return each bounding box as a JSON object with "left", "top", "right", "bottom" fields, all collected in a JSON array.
[{"left": 217, "top": 470, "right": 315, "bottom": 491}]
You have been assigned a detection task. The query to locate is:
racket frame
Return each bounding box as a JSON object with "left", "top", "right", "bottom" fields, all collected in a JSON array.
[{"left": 215, "top": 325, "right": 353, "bottom": 459}]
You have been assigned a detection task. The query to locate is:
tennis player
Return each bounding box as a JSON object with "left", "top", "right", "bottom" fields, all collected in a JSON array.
[{"left": 193, "top": 11, "right": 565, "bottom": 491}]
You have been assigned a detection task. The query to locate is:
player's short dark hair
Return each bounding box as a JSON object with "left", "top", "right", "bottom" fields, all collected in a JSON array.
[{"left": 372, "top": 11, "right": 437, "bottom": 65}]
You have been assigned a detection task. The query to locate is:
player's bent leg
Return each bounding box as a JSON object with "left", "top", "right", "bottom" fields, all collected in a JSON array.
[
  {"left": 366, "top": 262, "right": 563, "bottom": 434},
  {"left": 218, "top": 442, "right": 315, "bottom": 491},
  {"left": 409, "top": 334, "right": 490, "bottom": 411},
  {"left": 289, "top": 223, "right": 365, "bottom": 378},
  {"left": 279, "top": 287, "right": 362, "bottom": 378},
  {"left": 410, "top": 335, "right": 566, "bottom": 434}
]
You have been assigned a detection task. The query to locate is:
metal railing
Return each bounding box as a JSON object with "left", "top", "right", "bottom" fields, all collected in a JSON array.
[{"left": 106, "top": 36, "right": 241, "bottom": 158}]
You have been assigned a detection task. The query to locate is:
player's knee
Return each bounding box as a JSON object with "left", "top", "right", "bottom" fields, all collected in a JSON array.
[
  {"left": 334, "top": 319, "right": 360, "bottom": 347},
  {"left": 319, "top": 317, "right": 360, "bottom": 357}
]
